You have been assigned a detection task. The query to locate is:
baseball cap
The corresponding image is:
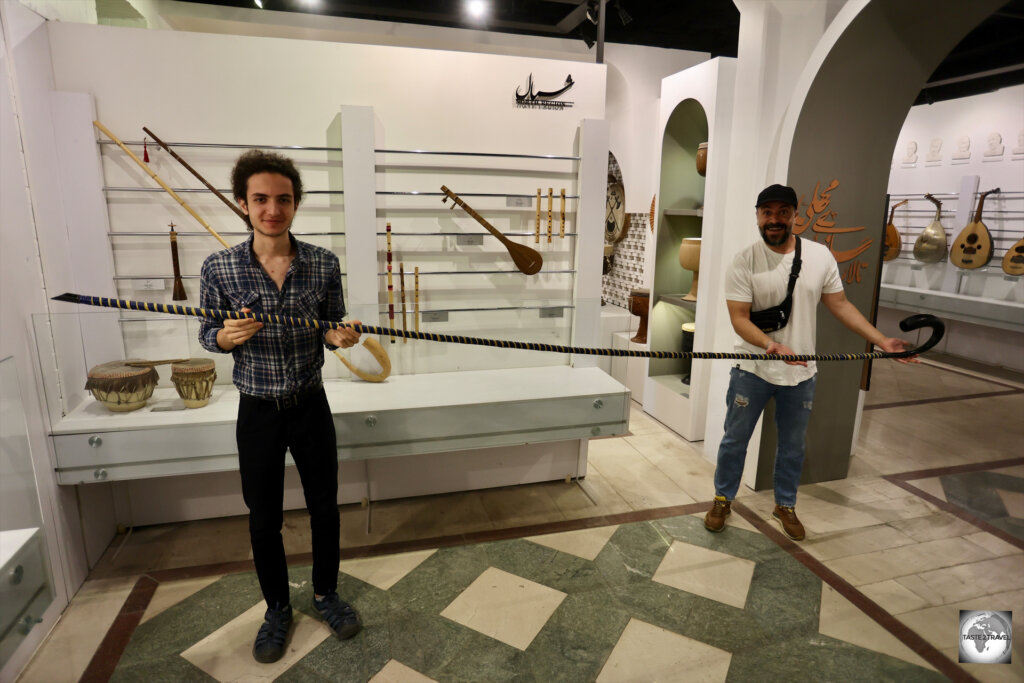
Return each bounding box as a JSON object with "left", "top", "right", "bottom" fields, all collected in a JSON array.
[{"left": 756, "top": 184, "right": 798, "bottom": 208}]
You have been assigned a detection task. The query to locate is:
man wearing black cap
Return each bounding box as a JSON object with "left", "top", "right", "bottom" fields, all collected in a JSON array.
[{"left": 704, "top": 184, "right": 913, "bottom": 540}]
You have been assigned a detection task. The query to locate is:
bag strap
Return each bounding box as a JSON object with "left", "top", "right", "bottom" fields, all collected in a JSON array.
[{"left": 785, "top": 237, "right": 802, "bottom": 297}]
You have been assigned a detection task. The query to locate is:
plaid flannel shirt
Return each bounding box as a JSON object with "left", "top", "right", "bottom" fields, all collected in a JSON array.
[{"left": 199, "top": 234, "right": 345, "bottom": 399}]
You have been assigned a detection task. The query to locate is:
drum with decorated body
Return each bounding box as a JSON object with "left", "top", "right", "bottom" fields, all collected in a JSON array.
[
  {"left": 170, "top": 358, "right": 217, "bottom": 408},
  {"left": 85, "top": 360, "right": 158, "bottom": 412}
]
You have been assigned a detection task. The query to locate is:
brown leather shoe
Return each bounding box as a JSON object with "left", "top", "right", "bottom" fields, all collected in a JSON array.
[
  {"left": 704, "top": 497, "right": 731, "bottom": 532},
  {"left": 772, "top": 505, "right": 805, "bottom": 540}
]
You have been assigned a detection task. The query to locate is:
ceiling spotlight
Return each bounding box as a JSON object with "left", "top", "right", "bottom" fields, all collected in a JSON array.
[
  {"left": 254, "top": 0, "right": 263, "bottom": 7},
  {"left": 466, "top": 0, "right": 487, "bottom": 20},
  {"left": 585, "top": 0, "right": 599, "bottom": 25}
]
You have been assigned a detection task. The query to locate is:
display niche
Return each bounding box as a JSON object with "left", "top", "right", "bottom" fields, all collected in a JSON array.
[{"left": 645, "top": 98, "right": 709, "bottom": 441}]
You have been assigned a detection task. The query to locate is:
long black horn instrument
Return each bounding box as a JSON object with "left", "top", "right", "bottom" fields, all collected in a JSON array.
[{"left": 52, "top": 293, "right": 943, "bottom": 362}]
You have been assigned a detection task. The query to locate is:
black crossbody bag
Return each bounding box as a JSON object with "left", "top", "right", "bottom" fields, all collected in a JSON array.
[{"left": 749, "top": 237, "right": 802, "bottom": 333}]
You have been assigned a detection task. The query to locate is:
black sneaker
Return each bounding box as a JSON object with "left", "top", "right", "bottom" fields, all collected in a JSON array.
[
  {"left": 252, "top": 603, "right": 293, "bottom": 664},
  {"left": 313, "top": 592, "right": 361, "bottom": 640}
]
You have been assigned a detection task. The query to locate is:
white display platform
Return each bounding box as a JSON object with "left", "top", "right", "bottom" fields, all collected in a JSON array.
[{"left": 51, "top": 366, "right": 630, "bottom": 486}]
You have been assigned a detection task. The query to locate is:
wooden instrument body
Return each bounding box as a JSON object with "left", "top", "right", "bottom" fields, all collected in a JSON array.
[
  {"left": 1002, "top": 237, "right": 1024, "bottom": 276},
  {"left": 882, "top": 199, "right": 908, "bottom": 262},
  {"left": 950, "top": 188, "right": 999, "bottom": 270},
  {"left": 85, "top": 360, "right": 158, "bottom": 412},
  {"left": 440, "top": 186, "right": 543, "bottom": 275},
  {"left": 170, "top": 358, "right": 217, "bottom": 408},
  {"left": 912, "top": 194, "right": 947, "bottom": 263}
]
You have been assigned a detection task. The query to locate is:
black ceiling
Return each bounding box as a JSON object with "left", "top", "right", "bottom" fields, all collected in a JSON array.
[{"left": 178, "top": 0, "right": 1024, "bottom": 105}]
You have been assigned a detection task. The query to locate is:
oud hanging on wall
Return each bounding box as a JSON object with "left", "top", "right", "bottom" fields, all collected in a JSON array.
[
  {"left": 912, "top": 193, "right": 947, "bottom": 264},
  {"left": 950, "top": 188, "right": 999, "bottom": 270}
]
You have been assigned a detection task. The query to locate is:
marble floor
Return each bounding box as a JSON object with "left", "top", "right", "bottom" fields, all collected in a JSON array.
[{"left": 16, "top": 358, "right": 1024, "bottom": 682}]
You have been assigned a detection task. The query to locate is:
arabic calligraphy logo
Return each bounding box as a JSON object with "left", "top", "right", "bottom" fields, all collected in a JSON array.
[
  {"left": 795, "top": 179, "right": 873, "bottom": 284},
  {"left": 515, "top": 73, "right": 575, "bottom": 109}
]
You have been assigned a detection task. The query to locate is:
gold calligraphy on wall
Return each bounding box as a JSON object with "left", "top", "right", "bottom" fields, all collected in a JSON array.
[{"left": 794, "top": 179, "right": 873, "bottom": 283}]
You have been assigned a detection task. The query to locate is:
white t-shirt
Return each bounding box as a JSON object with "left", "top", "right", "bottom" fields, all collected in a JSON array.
[{"left": 724, "top": 237, "right": 844, "bottom": 386}]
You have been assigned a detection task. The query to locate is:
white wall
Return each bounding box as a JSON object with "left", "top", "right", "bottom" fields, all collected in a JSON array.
[{"left": 26, "top": 0, "right": 708, "bottom": 216}]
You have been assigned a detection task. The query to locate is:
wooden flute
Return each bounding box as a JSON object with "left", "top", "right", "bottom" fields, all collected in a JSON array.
[{"left": 386, "top": 223, "right": 395, "bottom": 343}]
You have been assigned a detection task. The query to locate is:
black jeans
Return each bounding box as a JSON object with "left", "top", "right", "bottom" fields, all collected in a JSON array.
[{"left": 237, "top": 386, "right": 339, "bottom": 609}]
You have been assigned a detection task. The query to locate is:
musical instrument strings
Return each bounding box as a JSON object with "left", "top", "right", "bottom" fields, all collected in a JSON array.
[
  {"left": 386, "top": 223, "right": 395, "bottom": 343},
  {"left": 53, "top": 293, "right": 943, "bottom": 363},
  {"left": 399, "top": 262, "right": 408, "bottom": 343},
  {"left": 93, "top": 121, "right": 230, "bottom": 248},
  {"left": 169, "top": 222, "right": 187, "bottom": 301},
  {"left": 142, "top": 126, "right": 249, "bottom": 224}
]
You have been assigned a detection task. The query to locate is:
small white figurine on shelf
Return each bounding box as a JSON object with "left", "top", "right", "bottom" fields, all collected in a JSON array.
[
  {"left": 984, "top": 132, "right": 1004, "bottom": 157},
  {"left": 952, "top": 134, "right": 971, "bottom": 160},
  {"left": 902, "top": 140, "right": 918, "bottom": 164}
]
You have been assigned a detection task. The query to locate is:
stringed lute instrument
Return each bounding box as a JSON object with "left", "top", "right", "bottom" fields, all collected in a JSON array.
[
  {"left": 883, "top": 199, "right": 909, "bottom": 261},
  {"left": 950, "top": 187, "right": 999, "bottom": 269},
  {"left": 912, "top": 193, "right": 947, "bottom": 263},
  {"left": 441, "top": 185, "right": 543, "bottom": 275},
  {"left": 1003, "top": 237, "right": 1024, "bottom": 276}
]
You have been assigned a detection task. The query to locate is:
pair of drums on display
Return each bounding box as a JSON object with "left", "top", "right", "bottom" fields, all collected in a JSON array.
[{"left": 85, "top": 358, "right": 216, "bottom": 412}]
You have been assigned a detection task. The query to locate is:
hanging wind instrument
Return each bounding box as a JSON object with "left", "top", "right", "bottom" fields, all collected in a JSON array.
[
  {"left": 882, "top": 199, "right": 909, "bottom": 262},
  {"left": 92, "top": 121, "right": 230, "bottom": 248},
  {"left": 559, "top": 188, "right": 566, "bottom": 238},
  {"left": 386, "top": 223, "right": 395, "bottom": 343},
  {"left": 399, "top": 262, "right": 408, "bottom": 343},
  {"left": 547, "top": 188, "right": 553, "bottom": 243},
  {"left": 441, "top": 186, "right": 543, "bottom": 275},
  {"left": 142, "top": 126, "right": 248, "bottom": 224},
  {"left": 950, "top": 187, "right": 999, "bottom": 269},
  {"left": 414, "top": 266, "right": 420, "bottom": 332},
  {"left": 1002, "top": 237, "right": 1024, "bottom": 276},
  {"left": 912, "top": 193, "right": 947, "bottom": 263},
  {"left": 169, "top": 222, "right": 187, "bottom": 301},
  {"left": 53, "top": 293, "right": 946, "bottom": 363},
  {"left": 535, "top": 188, "right": 541, "bottom": 244}
]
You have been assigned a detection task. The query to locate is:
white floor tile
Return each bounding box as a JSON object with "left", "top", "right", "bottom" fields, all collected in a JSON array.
[{"left": 439, "top": 567, "right": 566, "bottom": 651}]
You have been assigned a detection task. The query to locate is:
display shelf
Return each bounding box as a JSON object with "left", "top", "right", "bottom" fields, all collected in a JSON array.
[
  {"left": 50, "top": 366, "right": 629, "bottom": 485},
  {"left": 657, "top": 294, "right": 697, "bottom": 310},
  {"left": 649, "top": 373, "right": 692, "bottom": 398},
  {"left": 642, "top": 58, "right": 735, "bottom": 442},
  {"left": 879, "top": 283, "right": 1024, "bottom": 333}
]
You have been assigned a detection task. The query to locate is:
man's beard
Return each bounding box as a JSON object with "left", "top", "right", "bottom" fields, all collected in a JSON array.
[{"left": 760, "top": 221, "right": 791, "bottom": 247}]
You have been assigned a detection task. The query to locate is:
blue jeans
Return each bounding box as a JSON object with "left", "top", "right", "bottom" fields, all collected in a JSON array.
[{"left": 713, "top": 367, "right": 816, "bottom": 507}]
